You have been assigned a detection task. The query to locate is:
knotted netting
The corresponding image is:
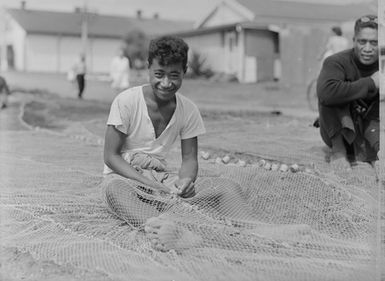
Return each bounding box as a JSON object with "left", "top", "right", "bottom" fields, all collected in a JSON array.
[
  {"left": 0, "top": 149, "right": 379, "bottom": 281},
  {"left": 0, "top": 95, "right": 381, "bottom": 281}
]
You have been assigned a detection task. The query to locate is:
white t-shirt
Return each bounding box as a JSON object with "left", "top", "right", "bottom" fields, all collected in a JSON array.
[
  {"left": 103, "top": 85, "right": 206, "bottom": 175},
  {"left": 110, "top": 56, "right": 130, "bottom": 89},
  {"left": 325, "top": 36, "right": 350, "bottom": 57}
]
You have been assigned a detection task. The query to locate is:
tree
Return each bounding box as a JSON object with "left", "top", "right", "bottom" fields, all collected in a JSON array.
[{"left": 122, "top": 29, "right": 149, "bottom": 69}]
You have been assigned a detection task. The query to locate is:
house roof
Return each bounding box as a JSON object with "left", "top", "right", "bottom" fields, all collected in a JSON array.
[
  {"left": 197, "top": 0, "right": 377, "bottom": 27},
  {"left": 6, "top": 8, "right": 194, "bottom": 38},
  {"left": 168, "top": 22, "right": 275, "bottom": 37},
  {"left": 235, "top": 0, "right": 376, "bottom": 23}
]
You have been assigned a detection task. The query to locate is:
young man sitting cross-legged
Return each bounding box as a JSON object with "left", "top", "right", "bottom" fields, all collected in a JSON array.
[{"left": 102, "top": 36, "right": 259, "bottom": 252}]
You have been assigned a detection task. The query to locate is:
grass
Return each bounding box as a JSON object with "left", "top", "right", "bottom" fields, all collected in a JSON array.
[
  {"left": 13, "top": 72, "right": 318, "bottom": 166},
  {"left": 19, "top": 80, "right": 318, "bottom": 168}
]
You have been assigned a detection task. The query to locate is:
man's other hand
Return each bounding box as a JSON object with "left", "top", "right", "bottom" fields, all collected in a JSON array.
[{"left": 370, "top": 71, "right": 379, "bottom": 89}]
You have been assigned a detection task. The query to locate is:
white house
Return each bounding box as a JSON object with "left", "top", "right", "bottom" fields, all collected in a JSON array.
[
  {"left": 168, "top": 0, "right": 376, "bottom": 84},
  {"left": 169, "top": 22, "right": 279, "bottom": 83},
  {"left": 0, "top": 6, "right": 193, "bottom": 74}
]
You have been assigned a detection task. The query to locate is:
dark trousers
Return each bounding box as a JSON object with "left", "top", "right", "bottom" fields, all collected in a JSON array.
[
  {"left": 76, "top": 74, "right": 85, "bottom": 98},
  {"left": 319, "top": 100, "right": 379, "bottom": 162}
]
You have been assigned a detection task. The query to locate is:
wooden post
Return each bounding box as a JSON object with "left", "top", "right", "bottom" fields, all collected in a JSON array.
[{"left": 81, "top": 1, "right": 88, "bottom": 58}]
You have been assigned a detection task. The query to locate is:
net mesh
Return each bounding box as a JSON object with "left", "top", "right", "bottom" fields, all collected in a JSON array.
[
  {"left": 0, "top": 149, "right": 379, "bottom": 281},
  {"left": 0, "top": 96, "right": 381, "bottom": 281}
]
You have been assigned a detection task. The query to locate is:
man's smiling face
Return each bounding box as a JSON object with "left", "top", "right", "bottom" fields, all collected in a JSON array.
[{"left": 148, "top": 58, "right": 184, "bottom": 101}]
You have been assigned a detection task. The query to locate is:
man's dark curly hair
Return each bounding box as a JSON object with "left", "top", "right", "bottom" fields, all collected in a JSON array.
[{"left": 147, "top": 36, "right": 189, "bottom": 73}]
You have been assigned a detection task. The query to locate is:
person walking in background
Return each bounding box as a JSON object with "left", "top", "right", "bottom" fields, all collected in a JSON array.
[
  {"left": 0, "top": 75, "right": 11, "bottom": 109},
  {"left": 72, "top": 54, "right": 87, "bottom": 99},
  {"left": 110, "top": 48, "right": 130, "bottom": 94},
  {"left": 320, "top": 26, "right": 350, "bottom": 61},
  {"left": 317, "top": 15, "right": 379, "bottom": 170}
]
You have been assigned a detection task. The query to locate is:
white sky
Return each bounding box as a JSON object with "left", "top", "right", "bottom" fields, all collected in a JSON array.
[
  {"left": 0, "top": 0, "right": 221, "bottom": 21},
  {"left": 0, "top": 0, "right": 375, "bottom": 21}
]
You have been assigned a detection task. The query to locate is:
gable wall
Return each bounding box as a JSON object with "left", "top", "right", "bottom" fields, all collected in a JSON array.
[
  {"left": 279, "top": 22, "right": 353, "bottom": 85},
  {"left": 4, "top": 16, "right": 26, "bottom": 70},
  {"left": 182, "top": 32, "right": 226, "bottom": 73},
  {"left": 24, "top": 34, "right": 122, "bottom": 73},
  {"left": 244, "top": 29, "right": 277, "bottom": 81},
  {"left": 198, "top": 2, "right": 356, "bottom": 84},
  {"left": 26, "top": 35, "right": 58, "bottom": 72},
  {"left": 202, "top": 3, "right": 248, "bottom": 27}
]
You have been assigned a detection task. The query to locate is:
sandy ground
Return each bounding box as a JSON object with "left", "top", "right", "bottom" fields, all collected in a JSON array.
[{"left": 0, "top": 72, "right": 383, "bottom": 280}]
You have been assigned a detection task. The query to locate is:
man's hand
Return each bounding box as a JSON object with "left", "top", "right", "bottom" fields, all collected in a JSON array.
[
  {"left": 370, "top": 71, "right": 379, "bottom": 89},
  {"left": 175, "top": 177, "right": 196, "bottom": 198}
]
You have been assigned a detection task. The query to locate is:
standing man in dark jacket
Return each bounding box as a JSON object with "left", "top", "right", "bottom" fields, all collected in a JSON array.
[{"left": 317, "top": 15, "right": 379, "bottom": 169}]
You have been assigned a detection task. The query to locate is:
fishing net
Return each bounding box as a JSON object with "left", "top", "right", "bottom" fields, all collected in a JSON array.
[
  {"left": 1, "top": 149, "right": 379, "bottom": 281},
  {"left": 0, "top": 96, "right": 381, "bottom": 281}
]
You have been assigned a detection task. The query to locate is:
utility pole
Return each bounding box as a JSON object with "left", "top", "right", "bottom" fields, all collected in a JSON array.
[
  {"left": 80, "top": 0, "right": 88, "bottom": 58},
  {"left": 0, "top": 9, "right": 8, "bottom": 71},
  {"left": 377, "top": 4, "right": 384, "bottom": 281},
  {"left": 379, "top": 0, "right": 385, "bottom": 87}
]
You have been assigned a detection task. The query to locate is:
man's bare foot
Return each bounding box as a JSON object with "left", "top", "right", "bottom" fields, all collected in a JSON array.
[
  {"left": 330, "top": 152, "right": 351, "bottom": 171},
  {"left": 144, "top": 215, "right": 202, "bottom": 252},
  {"left": 351, "top": 161, "right": 378, "bottom": 180}
]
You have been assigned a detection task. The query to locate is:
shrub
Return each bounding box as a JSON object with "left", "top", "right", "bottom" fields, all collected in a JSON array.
[{"left": 187, "top": 51, "right": 214, "bottom": 79}]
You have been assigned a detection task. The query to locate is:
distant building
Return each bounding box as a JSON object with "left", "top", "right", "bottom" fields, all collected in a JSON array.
[
  {"left": 167, "top": 0, "right": 376, "bottom": 84},
  {"left": 0, "top": 6, "right": 193, "bottom": 74}
]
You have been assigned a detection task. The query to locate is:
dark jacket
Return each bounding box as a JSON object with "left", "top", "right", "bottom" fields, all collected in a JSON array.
[{"left": 317, "top": 49, "right": 378, "bottom": 107}]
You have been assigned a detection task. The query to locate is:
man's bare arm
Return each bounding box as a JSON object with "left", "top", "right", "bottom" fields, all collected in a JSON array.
[{"left": 176, "top": 137, "right": 199, "bottom": 198}]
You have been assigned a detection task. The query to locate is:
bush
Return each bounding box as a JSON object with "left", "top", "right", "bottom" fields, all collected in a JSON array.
[{"left": 187, "top": 51, "right": 214, "bottom": 79}]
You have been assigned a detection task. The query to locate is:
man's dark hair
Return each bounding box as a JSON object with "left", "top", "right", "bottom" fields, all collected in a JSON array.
[
  {"left": 354, "top": 15, "right": 378, "bottom": 35},
  {"left": 331, "top": 26, "right": 342, "bottom": 36},
  {"left": 147, "top": 36, "right": 189, "bottom": 72}
]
